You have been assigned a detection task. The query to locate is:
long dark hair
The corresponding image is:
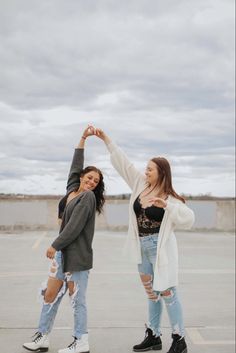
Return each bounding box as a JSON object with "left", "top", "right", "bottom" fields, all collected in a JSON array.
[
  {"left": 151, "top": 157, "right": 185, "bottom": 203},
  {"left": 79, "top": 166, "right": 105, "bottom": 214}
]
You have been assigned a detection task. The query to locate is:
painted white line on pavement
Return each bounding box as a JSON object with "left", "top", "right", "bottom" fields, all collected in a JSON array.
[
  {"left": 180, "top": 269, "right": 235, "bottom": 274},
  {"left": 32, "top": 231, "right": 47, "bottom": 249},
  {"left": 186, "top": 328, "right": 204, "bottom": 343},
  {"left": 91, "top": 269, "right": 235, "bottom": 274},
  {"left": 187, "top": 328, "right": 235, "bottom": 345},
  {"left": 0, "top": 269, "right": 235, "bottom": 278},
  {"left": 0, "top": 271, "right": 46, "bottom": 278}
]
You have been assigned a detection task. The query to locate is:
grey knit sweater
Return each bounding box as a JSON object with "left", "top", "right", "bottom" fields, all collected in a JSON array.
[{"left": 52, "top": 148, "right": 96, "bottom": 272}]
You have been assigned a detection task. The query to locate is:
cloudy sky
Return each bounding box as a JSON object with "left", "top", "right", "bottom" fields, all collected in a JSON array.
[{"left": 0, "top": 0, "right": 235, "bottom": 197}]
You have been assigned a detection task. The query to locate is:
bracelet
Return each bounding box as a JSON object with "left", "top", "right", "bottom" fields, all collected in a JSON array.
[{"left": 81, "top": 135, "right": 87, "bottom": 140}]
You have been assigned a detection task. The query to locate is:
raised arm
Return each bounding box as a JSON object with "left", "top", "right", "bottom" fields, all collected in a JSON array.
[
  {"left": 95, "top": 129, "right": 144, "bottom": 190},
  {"left": 66, "top": 126, "right": 94, "bottom": 193}
]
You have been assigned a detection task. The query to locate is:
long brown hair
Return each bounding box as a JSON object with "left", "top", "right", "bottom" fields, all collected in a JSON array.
[
  {"left": 151, "top": 157, "right": 185, "bottom": 203},
  {"left": 79, "top": 166, "right": 105, "bottom": 214}
]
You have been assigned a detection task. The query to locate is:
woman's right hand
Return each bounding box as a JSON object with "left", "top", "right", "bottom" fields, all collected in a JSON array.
[
  {"left": 95, "top": 128, "right": 111, "bottom": 144},
  {"left": 46, "top": 246, "right": 56, "bottom": 259}
]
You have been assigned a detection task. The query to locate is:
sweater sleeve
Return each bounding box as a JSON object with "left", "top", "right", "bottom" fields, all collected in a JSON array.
[
  {"left": 52, "top": 191, "right": 95, "bottom": 251},
  {"left": 106, "top": 142, "right": 144, "bottom": 190},
  {"left": 165, "top": 200, "right": 195, "bottom": 230},
  {"left": 66, "top": 148, "right": 84, "bottom": 193}
]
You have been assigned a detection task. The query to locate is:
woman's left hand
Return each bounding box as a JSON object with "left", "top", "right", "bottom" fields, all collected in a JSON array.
[
  {"left": 82, "top": 125, "right": 96, "bottom": 139},
  {"left": 148, "top": 197, "right": 167, "bottom": 208},
  {"left": 46, "top": 246, "right": 56, "bottom": 259}
]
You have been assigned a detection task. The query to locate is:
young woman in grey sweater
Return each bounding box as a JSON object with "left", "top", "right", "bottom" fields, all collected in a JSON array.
[{"left": 23, "top": 126, "right": 105, "bottom": 353}]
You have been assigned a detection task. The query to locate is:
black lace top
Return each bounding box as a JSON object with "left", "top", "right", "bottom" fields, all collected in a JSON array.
[{"left": 133, "top": 196, "right": 165, "bottom": 236}]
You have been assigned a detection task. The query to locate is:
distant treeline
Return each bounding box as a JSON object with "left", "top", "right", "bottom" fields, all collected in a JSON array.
[{"left": 0, "top": 193, "right": 234, "bottom": 201}]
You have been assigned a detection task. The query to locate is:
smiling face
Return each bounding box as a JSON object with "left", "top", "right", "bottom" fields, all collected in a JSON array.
[
  {"left": 80, "top": 171, "right": 100, "bottom": 191},
  {"left": 145, "top": 160, "right": 159, "bottom": 186}
]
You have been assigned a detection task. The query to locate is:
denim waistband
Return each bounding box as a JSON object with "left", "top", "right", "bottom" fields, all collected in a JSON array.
[{"left": 139, "top": 233, "right": 159, "bottom": 239}]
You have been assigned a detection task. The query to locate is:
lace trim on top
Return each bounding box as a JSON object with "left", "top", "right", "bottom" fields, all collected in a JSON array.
[{"left": 137, "top": 209, "right": 162, "bottom": 235}]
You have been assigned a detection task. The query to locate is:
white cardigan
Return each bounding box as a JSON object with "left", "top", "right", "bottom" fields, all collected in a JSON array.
[{"left": 106, "top": 141, "right": 195, "bottom": 291}]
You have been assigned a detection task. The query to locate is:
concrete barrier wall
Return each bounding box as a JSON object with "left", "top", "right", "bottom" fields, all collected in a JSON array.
[{"left": 0, "top": 198, "right": 235, "bottom": 232}]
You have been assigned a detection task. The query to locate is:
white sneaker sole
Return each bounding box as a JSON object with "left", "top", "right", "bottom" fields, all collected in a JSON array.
[{"left": 22, "top": 345, "right": 49, "bottom": 352}]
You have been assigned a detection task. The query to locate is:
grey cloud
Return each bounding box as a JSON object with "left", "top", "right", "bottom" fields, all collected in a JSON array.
[
  {"left": 0, "top": 0, "right": 234, "bottom": 111},
  {"left": 0, "top": 0, "right": 234, "bottom": 196}
]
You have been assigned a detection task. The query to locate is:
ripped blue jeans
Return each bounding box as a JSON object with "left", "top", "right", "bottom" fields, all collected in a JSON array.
[
  {"left": 138, "top": 234, "right": 185, "bottom": 337},
  {"left": 38, "top": 251, "right": 89, "bottom": 339}
]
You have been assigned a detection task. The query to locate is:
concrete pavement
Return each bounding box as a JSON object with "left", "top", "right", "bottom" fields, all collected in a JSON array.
[{"left": 0, "top": 230, "right": 235, "bottom": 353}]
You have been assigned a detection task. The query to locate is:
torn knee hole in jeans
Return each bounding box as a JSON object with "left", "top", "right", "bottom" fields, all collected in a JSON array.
[
  {"left": 140, "top": 273, "right": 159, "bottom": 302},
  {"left": 161, "top": 289, "right": 176, "bottom": 306},
  {"left": 49, "top": 259, "right": 59, "bottom": 278},
  {"left": 38, "top": 280, "right": 66, "bottom": 311},
  {"left": 161, "top": 289, "right": 173, "bottom": 298},
  {"left": 65, "top": 272, "right": 72, "bottom": 282},
  {"left": 39, "top": 280, "right": 47, "bottom": 300}
]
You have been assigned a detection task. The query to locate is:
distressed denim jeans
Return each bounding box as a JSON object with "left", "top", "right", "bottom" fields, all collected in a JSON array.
[
  {"left": 138, "top": 234, "right": 185, "bottom": 337},
  {"left": 38, "top": 251, "right": 89, "bottom": 339}
]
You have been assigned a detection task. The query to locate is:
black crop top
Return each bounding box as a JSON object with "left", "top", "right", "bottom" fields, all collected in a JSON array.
[{"left": 133, "top": 196, "right": 165, "bottom": 236}]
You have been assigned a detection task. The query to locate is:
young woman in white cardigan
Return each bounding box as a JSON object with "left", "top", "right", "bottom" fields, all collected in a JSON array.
[{"left": 94, "top": 128, "right": 195, "bottom": 353}]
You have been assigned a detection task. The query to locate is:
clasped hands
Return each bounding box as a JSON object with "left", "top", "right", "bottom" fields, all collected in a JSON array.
[{"left": 83, "top": 125, "right": 106, "bottom": 140}]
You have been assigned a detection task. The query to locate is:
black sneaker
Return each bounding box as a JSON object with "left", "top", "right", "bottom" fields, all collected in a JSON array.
[
  {"left": 167, "top": 334, "right": 187, "bottom": 353},
  {"left": 133, "top": 327, "right": 162, "bottom": 352}
]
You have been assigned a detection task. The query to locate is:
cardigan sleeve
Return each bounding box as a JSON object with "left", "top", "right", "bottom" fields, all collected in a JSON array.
[
  {"left": 106, "top": 142, "right": 144, "bottom": 190},
  {"left": 66, "top": 148, "right": 84, "bottom": 193},
  {"left": 52, "top": 191, "right": 95, "bottom": 251},
  {"left": 165, "top": 199, "right": 195, "bottom": 230}
]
